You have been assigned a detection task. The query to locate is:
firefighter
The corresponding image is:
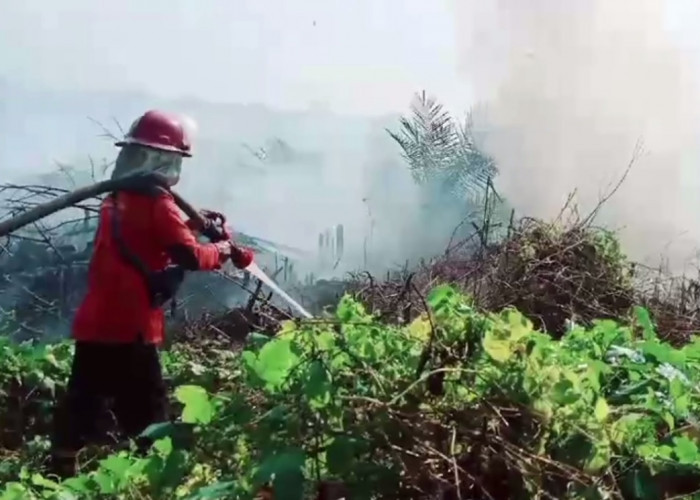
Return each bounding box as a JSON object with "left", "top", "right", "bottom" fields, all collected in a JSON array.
[{"left": 49, "top": 110, "right": 253, "bottom": 478}]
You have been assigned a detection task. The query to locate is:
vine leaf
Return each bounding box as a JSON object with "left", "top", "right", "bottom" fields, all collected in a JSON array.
[{"left": 175, "top": 385, "right": 214, "bottom": 425}]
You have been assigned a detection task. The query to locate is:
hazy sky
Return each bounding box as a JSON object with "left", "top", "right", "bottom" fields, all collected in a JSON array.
[
  {"left": 0, "top": 0, "right": 472, "bottom": 116},
  {"left": 2, "top": 1, "right": 700, "bottom": 116},
  {"left": 2, "top": 0, "right": 700, "bottom": 116}
]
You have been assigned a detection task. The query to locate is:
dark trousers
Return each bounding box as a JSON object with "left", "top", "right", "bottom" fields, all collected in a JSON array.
[{"left": 51, "top": 340, "right": 168, "bottom": 455}]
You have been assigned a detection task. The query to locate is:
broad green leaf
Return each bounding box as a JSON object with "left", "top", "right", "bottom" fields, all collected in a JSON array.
[
  {"left": 100, "top": 454, "right": 133, "bottom": 478},
  {"left": 184, "top": 481, "right": 238, "bottom": 500},
  {"left": 154, "top": 437, "right": 173, "bottom": 456},
  {"left": 304, "top": 360, "right": 331, "bottom": 409},
  {"left": 551, "top": 379, "right": 579, "bottom": 405},
  {"left": 681, "top": 337, "right": 700, "bottom": 361},
  {"left": 98, "top": 454, "right": 138, "bottom": 490},
  {"left": 583, "top": 442, "right": 611, "bottom": 473},
  {"left": 532, "top": 398, "right": 554, "bottom": 420},
  {"left": 505, "top": 310, "right": 533, "bottom": 342},
  {"left": 314, "top": 330, "right": 336, "bottom": 351},
  {"left": 158, "top": 449, "right": 189, "bottom": 492},
  {"left": 634, "top": 306, "right": 657, "bottom": 340},
  {"left": 669, "top": 377, "right": 686, "bottom": 399},
  {"left": 255, "top": 338, "right": 299, "bottom": 390},
  {"left": 92, "top": 470, "right": 116, "bottom": 494},
  {"left": 175, "top": 385, "right": 214, "bottom": 425},
  {"left": 0, "top": 483, "right": 30, "bottom": 500},
  {"left": 30, "top": 473, "right": 60, "bottom": 490},
  {"left": 597, "top": 319, "right": 626, "bottom": 348},
  {"left": 54, "top": 491, "right": 80, "bottom": 500},
  {"left": 657, "top": 445, "right": 674, "bottom": 459},
  {"left": 407, "top": 316, "right": 432, "bottom": 342},
  {"left": 594, "top": 397, "right": 610, "bottom": 422},
  {"left": 585, "top": 361, "right": 608, "bottom": 392},
  {"left": 140, "top": 422, "right": 195, "bottom": 450},
  {"left": 483, "top": 334, "right": 511, "bottom": 362},
  {"left": 61, "top": 476, "right": 93, "bottom": 495},
  {"left": 143, "top": 455, "right": 166, "bottom": 490},
  {"left": 662, "top": 412, "right": 675, "bottom": 431},
  {"left": 673, "top": 436, "right": 699, "bottom": 464},
  {"left": 255, "top": 450, "right": 306, "bottom": 500},
  {"left": 427, "top": 284, "right": 457, "bottom": 313},
  {"left": 336, "top": 295, "right": 370, "bottom": 323},
  {"left": 640, "top": 340, "right": 684, "bottom": 366},
  {"left": 675, "top": 394, "right": 691, "bottom": 416},
  {"left": 241, "top": 350, "right": 257, "bottom": 371}
]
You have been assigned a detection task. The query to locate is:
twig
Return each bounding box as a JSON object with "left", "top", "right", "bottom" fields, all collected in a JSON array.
[{"left": 580, "top": 138, "right": 644, "bottom": 227}]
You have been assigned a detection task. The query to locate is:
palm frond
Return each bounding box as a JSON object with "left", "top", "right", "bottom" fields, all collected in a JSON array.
[{"left": 388, "top": 91, "right": 498, "bottom": 202}]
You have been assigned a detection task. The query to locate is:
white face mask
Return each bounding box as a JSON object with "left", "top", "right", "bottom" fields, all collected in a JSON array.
[{"left": 112, "top": 145, "right": 184, "bottom": 186}]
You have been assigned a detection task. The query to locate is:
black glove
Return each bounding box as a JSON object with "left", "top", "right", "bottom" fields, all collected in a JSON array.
[{"left": 199, "top": 210, "right": 231, "bottom": 243}]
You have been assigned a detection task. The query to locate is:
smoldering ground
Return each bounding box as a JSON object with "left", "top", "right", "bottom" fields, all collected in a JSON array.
[{"left": 452, "top": 0, "right": 700, "bottom": 272}]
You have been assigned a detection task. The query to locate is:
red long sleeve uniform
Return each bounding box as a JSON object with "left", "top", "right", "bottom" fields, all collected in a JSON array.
[{"left": 72, "top": 190, "right": 222, "bottom": 345}]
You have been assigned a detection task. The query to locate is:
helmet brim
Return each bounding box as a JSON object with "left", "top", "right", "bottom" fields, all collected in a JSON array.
[{"left": 115, "top": 139, "right": 192, "bottom": 157}]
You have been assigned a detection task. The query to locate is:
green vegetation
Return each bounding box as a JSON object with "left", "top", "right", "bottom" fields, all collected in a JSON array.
[
  {"left": 2, "top": 92, "right": 699, "bottom": 499},
  {"left": 2, "top": 280, "right": 700, "bottom": 498}
]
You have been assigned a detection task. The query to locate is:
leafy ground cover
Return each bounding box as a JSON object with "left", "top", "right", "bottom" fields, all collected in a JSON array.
[{"left": 2, "top": 281, "right": 700, "bottom": 499}]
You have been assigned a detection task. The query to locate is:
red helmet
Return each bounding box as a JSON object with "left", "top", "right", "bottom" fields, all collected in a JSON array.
[{"left": 115, "top": 110, "right": 192, "bottom": 157}]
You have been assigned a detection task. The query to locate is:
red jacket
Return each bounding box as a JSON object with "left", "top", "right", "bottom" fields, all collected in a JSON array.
[{"left": 72, "top": 190, "right": 222, "bottom": 344}]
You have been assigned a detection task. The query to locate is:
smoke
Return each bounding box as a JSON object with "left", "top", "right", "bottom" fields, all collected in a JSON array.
[
  {"left": 179, "top": 114, "right": 199, "bottom": 143},
  {"left": 453, "top": 0, "right": 700, "bottom": 271}
]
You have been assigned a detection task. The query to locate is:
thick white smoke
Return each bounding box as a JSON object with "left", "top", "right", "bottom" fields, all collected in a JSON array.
[{"left": 452, "top": 0, "right": 700, "bottom": 271}]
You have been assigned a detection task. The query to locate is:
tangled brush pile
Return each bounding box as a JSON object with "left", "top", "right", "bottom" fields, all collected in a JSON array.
[
  {"left": 351, "top": 217, "right": 700, "bottom": 345},
  {"left": 475, "top": 219, "right": 634, "bottom": 337}
]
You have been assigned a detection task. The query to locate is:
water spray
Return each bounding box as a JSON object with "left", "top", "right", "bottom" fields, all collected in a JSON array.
[{"left": 243, "top": 261, "right": 313, "bottom": 319}]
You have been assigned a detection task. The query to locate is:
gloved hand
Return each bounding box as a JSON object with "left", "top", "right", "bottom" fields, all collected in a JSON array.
[
  {"left": 198, "top": 210, "right": 231, "bottom": 242},
  {"left": 200, "top": 209, "right": 225, "bottom": 225},
  {"left": 231, "top": 245, "right": 255, "bottom": 269},
  {"left": 214, "top": 241, "right": 254, "bottom": 269},
  {"left": 214, "top": 240, "right": 234, "bottom": 263}
]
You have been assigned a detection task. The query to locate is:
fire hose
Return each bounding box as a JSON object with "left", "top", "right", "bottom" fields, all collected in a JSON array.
[
  {"left": 0, "top": 172, "right": 313, "bottom": 319},
  {"left": 0, "top": 173, "right": 242, "bottom": 262},
  {"left": 0, "top": 172, "right": 203, "bottom": 237}
]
